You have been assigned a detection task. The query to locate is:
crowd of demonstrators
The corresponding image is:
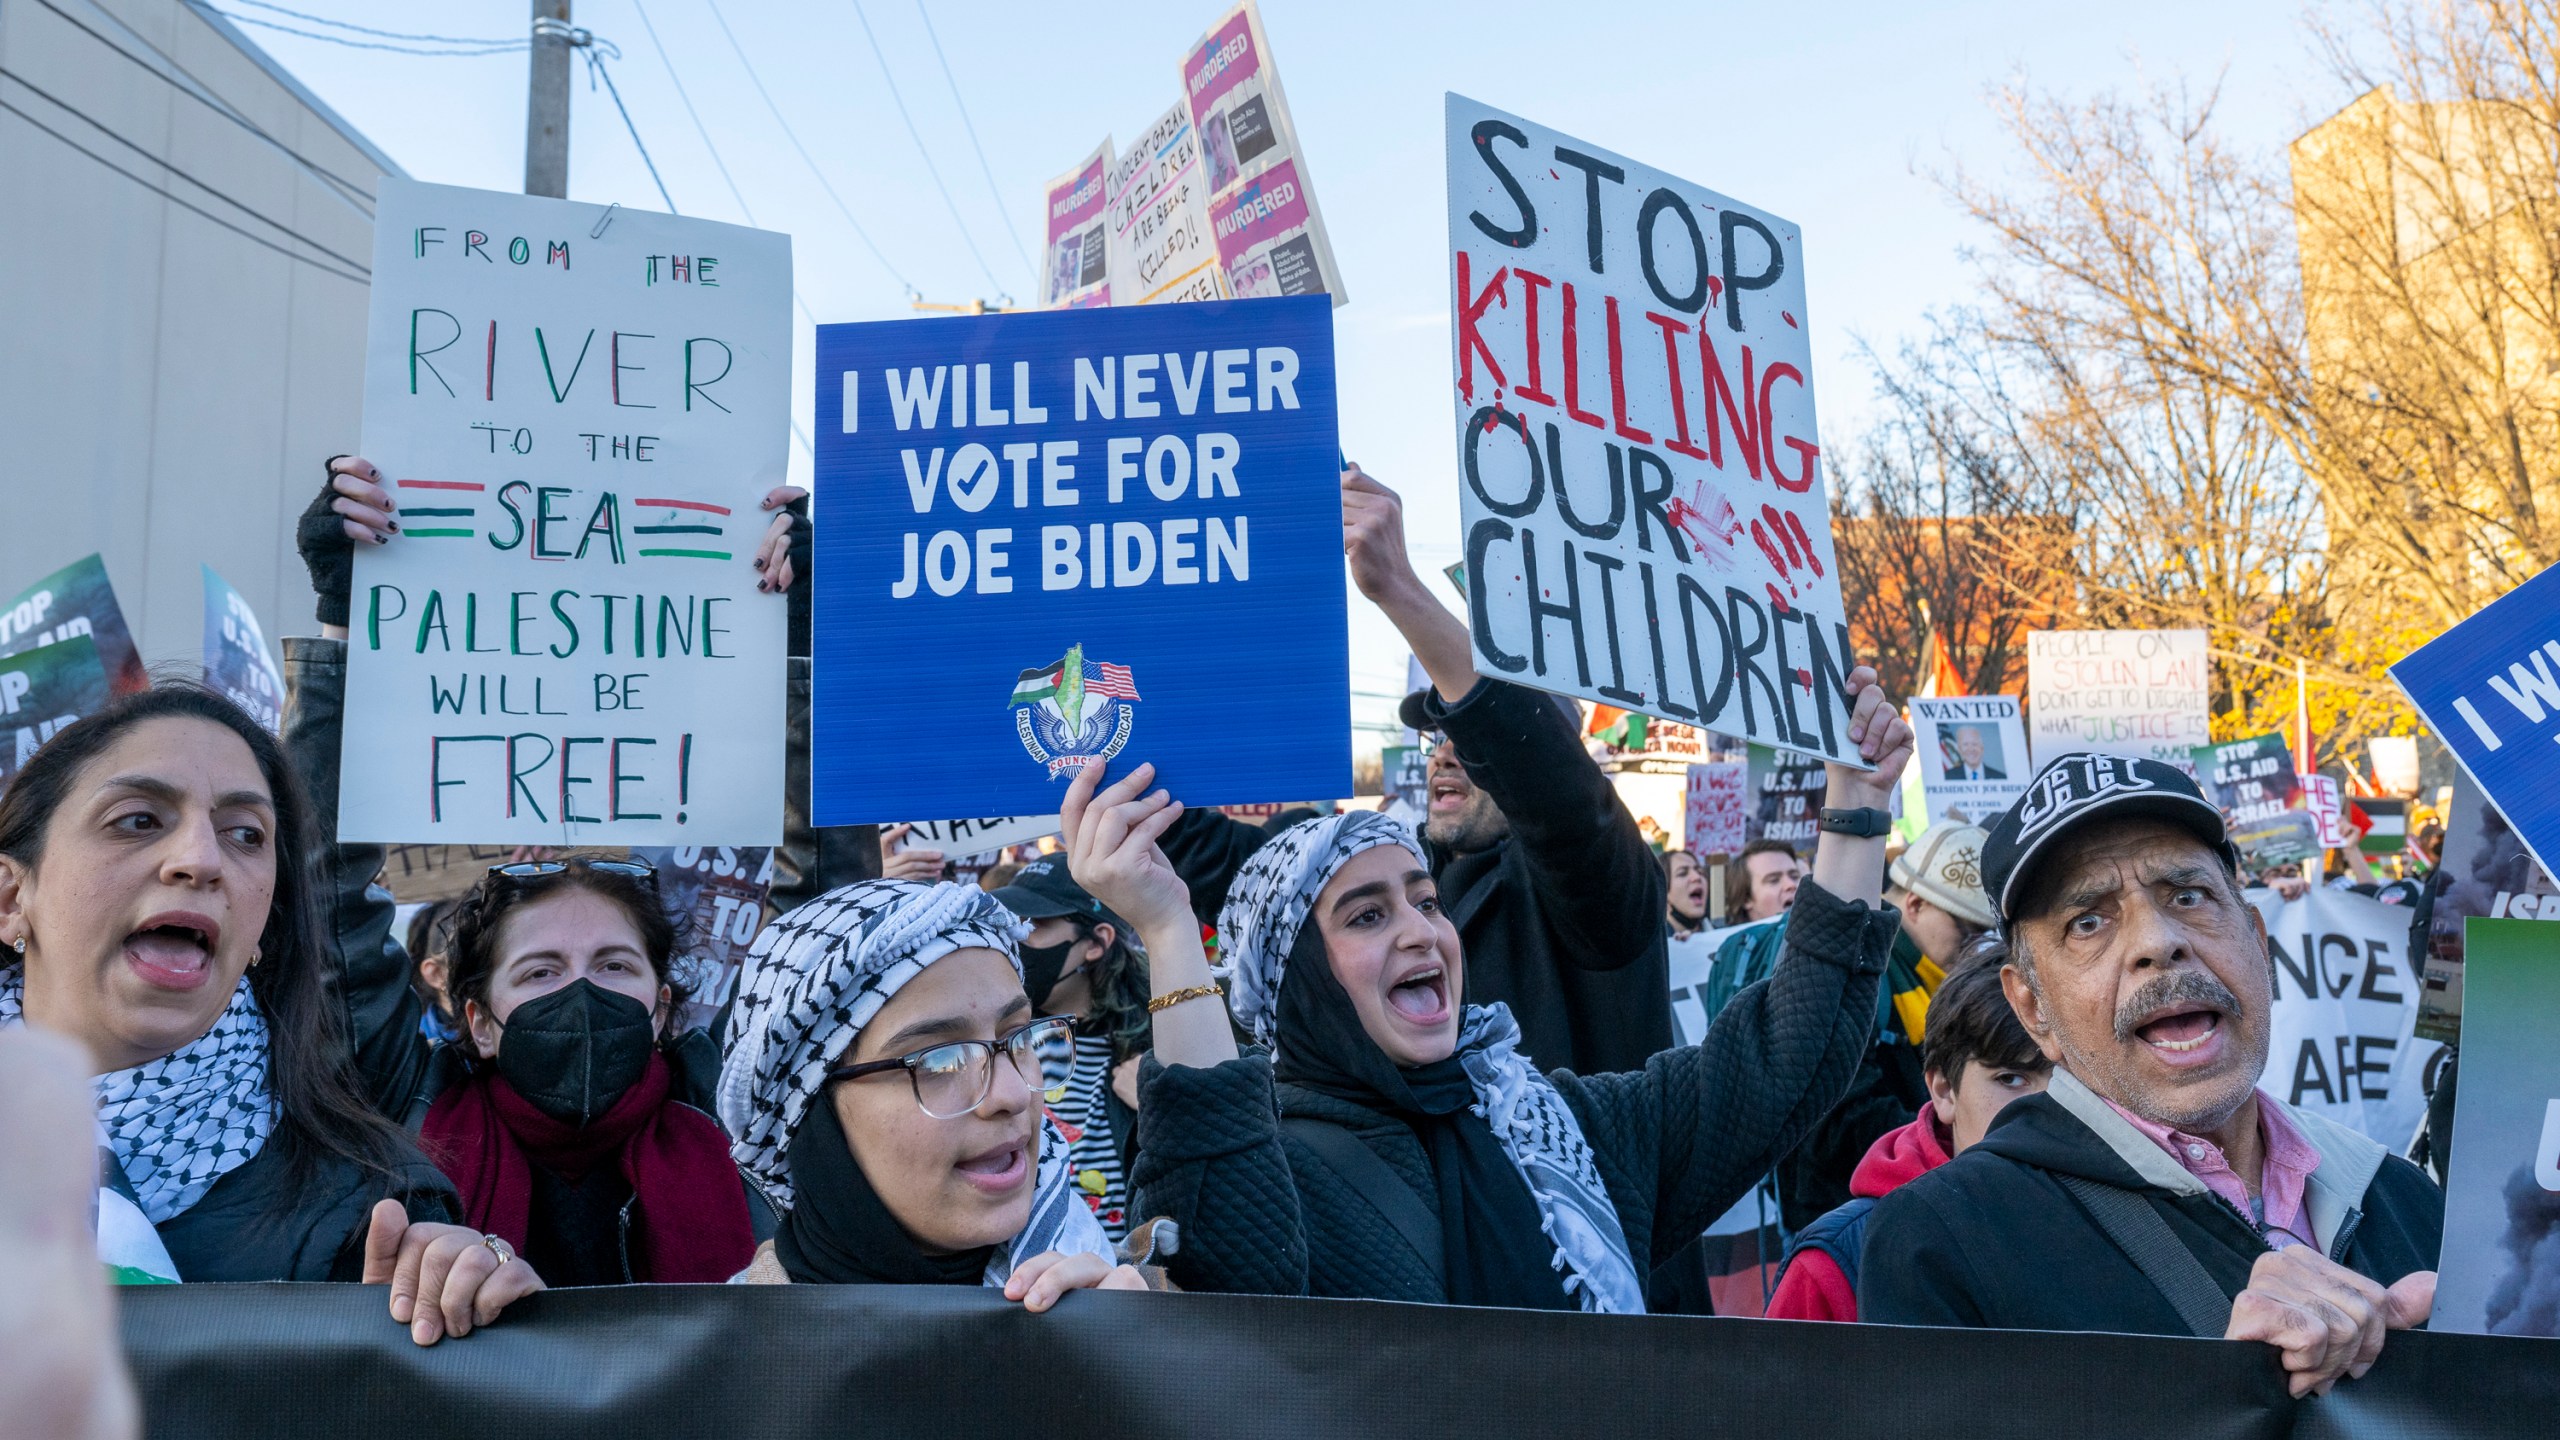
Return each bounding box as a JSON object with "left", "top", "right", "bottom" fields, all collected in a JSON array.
[
  {"left": 1066, "top": 662, "right": 1912, "bottom": 1310},
  {"left": 1766, "top": 941, "right": 2049, "bottom": 1321},
  {"left": 1160, "top": 465, "right": 1670, "bottom": 1080},
  {"left": 1860, "top": 756, "right": 2443, "bottom": 1396},
  {"left": 715, "top": 878, "right": 1149, "bottom": 1304},
  {"left": 1661, "top": 850, "right": 1709, "bottom": 940},
  {"left": 0, "top": 438, "right": 2464, "bottom": 1407},
  {"left": 986, "top": 859, "right": 1152, "bottom": 1239}
]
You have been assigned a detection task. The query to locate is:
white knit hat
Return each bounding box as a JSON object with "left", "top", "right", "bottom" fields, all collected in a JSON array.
[{"left": 1889, "top": 820, "right": 1996, "bottom": 931}]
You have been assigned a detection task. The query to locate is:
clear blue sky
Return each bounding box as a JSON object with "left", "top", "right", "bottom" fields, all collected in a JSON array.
[{"left": 240, "top": 0, "right": 2329, "bottom": 746}]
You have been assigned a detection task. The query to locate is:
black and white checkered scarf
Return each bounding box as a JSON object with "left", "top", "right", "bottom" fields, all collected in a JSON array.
[
  {"left": 1, "top": 963, "right": 276, "bottom": 1225},
  {"left": 716, "top": 880, "right": 1113, "bottom": 1284},
  {"left": 1217, "top": 813, "right": 1647, "bottom": 1314}
]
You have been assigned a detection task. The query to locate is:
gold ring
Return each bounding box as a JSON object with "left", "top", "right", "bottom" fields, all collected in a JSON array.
[{"left": 481, "top": 1233, "right": 518, "bottom": 1267}]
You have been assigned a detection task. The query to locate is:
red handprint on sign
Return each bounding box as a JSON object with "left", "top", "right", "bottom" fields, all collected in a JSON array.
[{"left": 1750, "top": 502, "right": 1826, "bottom": 615}]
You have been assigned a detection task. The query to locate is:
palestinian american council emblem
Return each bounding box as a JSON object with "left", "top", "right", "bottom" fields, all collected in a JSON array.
[{"left": 1010, "top": 644, "right": 1142, "bottom": 779}]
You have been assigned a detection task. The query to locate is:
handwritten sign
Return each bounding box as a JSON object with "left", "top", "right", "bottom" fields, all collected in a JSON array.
[
  {"left": 1444, "top": 96, "right": 1858, "bottom": 765},
  {"left": 1180, "top": 1, "right": 1344, "bottom": 304},
  {"left": 2026, "top": 629, "right": 2209, "bottom": 773},
  {"left": 631, "top": 844, "right": 773, "bottom": 1037},
  {"left": 201, "top": 566, "right": 285, "bottom": 733},
  {"left": 2, "top": 554, "right": 145, "bottom": 694},
  {"left": 1, "top": 634, "right": 112, "bottom": 792},
  {"left": 1107, "top": 104, "right": 1230, "bottom": 307},
  {"left": 1042, "top": 141, "right": 1114, "bottom": 309},
  {"left": 1910, "top": 695, "right": 2027, "bottom": 827},
  {"left": 811, "top": 298, "right": 1346, "bottom": 820},
  {"left": 1683, "top": 760, "right": 1746, "bottom": 854},
  {"left": 339, "top": 180, "right": 791, "bottom": 844},
  {"left": 2194, "top": 732, "right": 2319, "bottom": 867},
  {"left": 898, "top": 815, "right": 1062, "bottom": 853}
]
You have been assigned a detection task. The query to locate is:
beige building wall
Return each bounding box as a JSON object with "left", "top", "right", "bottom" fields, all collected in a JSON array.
[{"left": 0, "top": 0, "right": 400, "bottom": 664}]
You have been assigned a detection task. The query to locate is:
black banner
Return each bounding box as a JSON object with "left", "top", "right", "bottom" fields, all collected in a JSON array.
[{"left": 122, "top": 1283, "right": 2554, "bottom": 1438}]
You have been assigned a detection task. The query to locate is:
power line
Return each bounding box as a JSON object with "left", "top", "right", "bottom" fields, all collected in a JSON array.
[
  {"left": 583, "top": 46, "right": 680, "bottom": 215},
  {"left": 0, "top": 96, "right": 366, "bottom": 283},
  {"left": 221, "top": 1, "right": 525, "bottom": 48},
  {"left": 627, "top": 0, "right": 759, "bottom": 226},
  {"left": 911, "top": 0, "right": 1033, "bottom": 280},
  {"left": 62, "top": 0, "right": 377, "bottom": 215},
  {"left": 203, "top": 10, "right": 526, "bottom": 56},
  {"left": 696, "top": 0, "right": 912, "bottom": 293},
  {"left": 844, "top": 0, "right": 1007, "bottom": 297},
  {"left": 0, "top": 66, "right": 370, "bottom": 273}
]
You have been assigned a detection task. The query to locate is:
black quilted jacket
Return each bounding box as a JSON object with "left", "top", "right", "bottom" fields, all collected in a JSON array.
[{"left": 1132, "top": 879, "right": 1896, "bottom": 1302}]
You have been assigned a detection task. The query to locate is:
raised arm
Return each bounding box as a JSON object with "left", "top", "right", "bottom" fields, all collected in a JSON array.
[{"left": 1562, "top": 673, "right": 1911, "bottom": 1256}]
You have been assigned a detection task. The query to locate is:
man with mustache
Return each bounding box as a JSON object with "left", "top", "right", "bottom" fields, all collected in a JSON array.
[{"left": 1860, "top": 754, "right": 2443, "bottom": 1398}]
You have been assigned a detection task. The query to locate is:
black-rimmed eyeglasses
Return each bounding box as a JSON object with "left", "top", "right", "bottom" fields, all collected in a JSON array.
[{"left": 824, "top": 1016, "right": 1077, "bottom": 1119}]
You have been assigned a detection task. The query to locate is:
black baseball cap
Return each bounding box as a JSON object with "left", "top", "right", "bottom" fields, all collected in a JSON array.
[
  {"left": 1981, "top": 753, "right": 2239, "bottom": 930},
  {"left": 988, "top": 857, "right": 1122, "bottom": 930}
]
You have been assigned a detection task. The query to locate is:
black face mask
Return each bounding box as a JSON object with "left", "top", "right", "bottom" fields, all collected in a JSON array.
[
  {"left": 1017, "top": 932, "right": 1081, "bottom": 1012},
  {"left": 495, "top": 978, "right": 657, "bottom": 1126}
]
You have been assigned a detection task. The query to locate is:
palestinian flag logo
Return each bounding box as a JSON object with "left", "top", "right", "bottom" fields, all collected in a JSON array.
[{"left": 1010, "top": 643, "right": 1141, "bottom": 779}]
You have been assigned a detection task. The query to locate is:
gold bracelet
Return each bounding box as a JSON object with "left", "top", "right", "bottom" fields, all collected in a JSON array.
[{"left": 1147, "top": 983, "right": 1224, "bottom": 1014}]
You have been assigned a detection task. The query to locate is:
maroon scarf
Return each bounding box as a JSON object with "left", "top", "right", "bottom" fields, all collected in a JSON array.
[{"left": 421, "top": 1053, "right": 754, "bottom": 1283}]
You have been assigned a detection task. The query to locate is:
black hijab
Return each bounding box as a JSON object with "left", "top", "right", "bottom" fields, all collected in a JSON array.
[
  {"left": 775, "top": 1092, "right": 989, "bottom": 1285},
  {"left": 1271, "top": 924, "right": 1573, "bottom": 1311}
]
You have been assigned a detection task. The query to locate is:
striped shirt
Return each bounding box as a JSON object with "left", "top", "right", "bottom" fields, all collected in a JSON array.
[{"left": 1048, "top": 1035, "right": 1130, "bottom": 1240}]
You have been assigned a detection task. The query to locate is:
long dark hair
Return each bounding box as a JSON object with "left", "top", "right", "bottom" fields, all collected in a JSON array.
[
  {"left": 1076, "top": 920, "right": 1151, "bottom": 1067},
  {"left": 0, "top": 683, "right": 413, "bottom": 1188},
  {"left": 442, "top": 860, "right": 680, "bottom": 1052}
]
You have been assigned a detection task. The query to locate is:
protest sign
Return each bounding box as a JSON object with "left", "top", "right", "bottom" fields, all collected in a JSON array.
[
  {"left": 811, "top": 298, "right": 1346, "bottom": 820},
  {"left": 1683, "top": 760, "right": 1746, "bottom": 855},
  {"left": 2301, "top": 772, "right": 2351, "bottom": 849},
  {"left": 630, "top": 844, "right": 773, "bottom": 1037},
  {"left": 378, "top": 843, "right": 530, "bottom": 904},
  {"left": 1444, "top": 98, "right": 1861, "bottom": 766},
  {"left": 2391, "top": 563, "right": 2560, "bottom": 893},
  {"left": 0, "top": 634, "right": 112, "bottom": 792},
  {"left": 2434, "top": 917, "right": 2560, "bottom": 1337},
  {"left": 339, "top": 180, "right": 791, "bottom": 845},
  {"left": 897, "top": 815, "right": 1062, "bottom": 854},
  {"left": 2194, "top": 732, "right": 2320, "bottom": 868},
  {"left": 1107, "top": 103, "right": 1231, "bottom": 307},
  {"left": 1380, "top": 744, "right": 1428, "bottom": 829},
  {"left": 1181, "top": 2, "right": 1344, "bottom": 304},
  {"left": 2245, "top": 885, "right": 2442, "bottom": 1146},
  {"left": 1747, "top": 744, "right": 1825, "bottom": 848},
  {"left": 1042, "top": 142, "right": 1115, "bottom": 310},
  {"left": 1910, "top": 695, "right": 2027, "bottom": 827},
  {"left": 1, "top": 553, "right": 145, "bottom": 694},
  {"left": 200, "top": 566, "right": 285, "bottom": 733},
  {"left": 2026, "top": 628, "right": 2209, "bottom": 772},
  {"left": 2418, "top": 769, "right": 2560, "bottom": 1042}
]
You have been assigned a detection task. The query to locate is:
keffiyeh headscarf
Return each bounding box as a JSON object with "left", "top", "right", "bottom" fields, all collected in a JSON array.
[
  {"left": 1216, "top": 813, "right": 1647, "bottom": 1315},
  {"left": 716, "top": 880, "right": 1113, "bottom": 1285},
  {"left": 1, "top": 964, "right": 277, "bottom": 1226}
]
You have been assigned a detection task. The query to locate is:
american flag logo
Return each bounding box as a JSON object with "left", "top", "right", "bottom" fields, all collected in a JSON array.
[{"left": 1089, "top": 662, "right": 1141, "bottom": 701}]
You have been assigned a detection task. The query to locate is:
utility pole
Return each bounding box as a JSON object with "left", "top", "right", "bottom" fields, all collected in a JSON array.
[{"left": 525, "top": 1, "right": 572, "bottom": 197}]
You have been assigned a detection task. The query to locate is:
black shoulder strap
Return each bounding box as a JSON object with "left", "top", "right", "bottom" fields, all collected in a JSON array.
[
  {"left": 1282, "top": 1117, "right": 1446, "bottom": 1290},
  {"left": 2055, "top": 1174, "right": 2234, "bottom": 1338}
]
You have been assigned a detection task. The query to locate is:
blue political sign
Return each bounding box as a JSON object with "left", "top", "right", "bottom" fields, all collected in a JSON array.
[
  {"left": 811, "top": 297, "right": 1347, "bottom": 822},
  {"left": 2393, "top": 560, "right": 2560, "bottom": 882}
]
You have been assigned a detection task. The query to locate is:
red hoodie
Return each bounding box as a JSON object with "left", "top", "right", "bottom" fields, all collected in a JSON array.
[{"left": 1764, "top": 1109, "right": 1953, "bottom": 1322}]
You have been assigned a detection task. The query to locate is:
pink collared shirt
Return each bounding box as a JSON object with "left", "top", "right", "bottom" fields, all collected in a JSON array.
[{"left": 2102, "top": 1089, "right": 2322, "bottom": 1250}]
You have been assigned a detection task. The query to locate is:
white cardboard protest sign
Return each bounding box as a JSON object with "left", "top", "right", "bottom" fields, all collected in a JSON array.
[
  {"left": 1181, "top": 1, "right": 1344, "bottom": 304},
  {"left": 2247, "top": 885, "right": 2444, "bottom": 1147},
  {"left": 1107, "top": 103, "right": 1231, "bottom": 307},
  {"left": 1910, "top": 695, "right": 2027, "bottom": 826},
  {"left": 341, "top": 181, "right": 790, "bottom": 844},
  {"left": 1042, "top": 141, "right": 1114, "bottom": 309},
  {"left": 897, "top": 815, "right": 1063, "bottom": 854},
  {"left": 1444, "top": 96, "right": 1860, "bottom": 765},
  {"left": 1683, "top": 760, "right": 1746, "bottom": 855},
  {"left": 2026, "top": 629, "right": 2209, "bottom": 774}
]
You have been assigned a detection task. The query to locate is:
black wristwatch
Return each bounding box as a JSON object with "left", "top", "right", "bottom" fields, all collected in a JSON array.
[{"left": 1817, "top": 806, "right": 1894, "bottom": 838}]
